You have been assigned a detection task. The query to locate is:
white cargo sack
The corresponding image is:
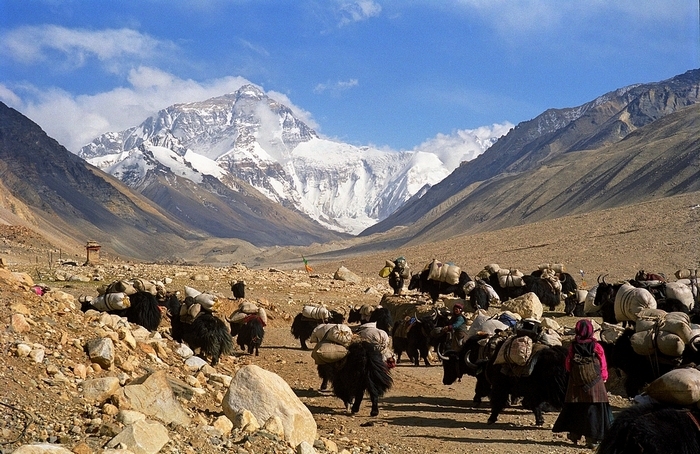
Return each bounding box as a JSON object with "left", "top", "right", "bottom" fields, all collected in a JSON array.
[
  {"left": 228, "top": 312, "right": 247, "bottom": 324},
  {"left": 644, "top": 368, "right": 700, "bottom": 405},
  {"left": 355, "top": 323, "right": 390, "bottom": 351},
  {"left": 132, "top": 278, "right": 157, "bottom": 295},
  {"left": 91, "top": 292, "right": 130, "bottom": 311},
  {"left": 614, "top": 284, "right": 657, "bottom": 322},
  {"left": 485, "top": 264, "right": 500, "bottom": 274},
  {"left": 302, "top": 304, "right": 331, "bottom": 320},
  {"left": 427, "top": 260, "right": 461, "bottom": 285},
  {"left": 466, "top": 313, "right": 508, "bottom": 337},
  {"left": 584, "top": 285, "right": 599, "bottom": 315},
  {"left": 497, "top": 269, "right": 525, "bottom": 288},
  {"left": 184, "top": 286, "right": 202, "bottom": 298},
  {"left": 239, "top": 301, "right": 260, "bottom": 314},
  {"left": 194, "top": 292, "right": 220, "bottom": 311},
  {"left": 665, "top": 282, "right": 695, "bottom": 311},
  {"left": 309, "top": 323, "right": 353, "bottom": 346},
  {"left": 502, "top": 292, "right": 543, "bottom": 320},
  {"left": 600, "top": 322, "right": 626, "bottom": 344},
  {"left": 257, "top": 307, "right": 268, "bottom": 325},
  {"left": 311, "top": 341, "right": 349, "bottom": 365},
  {"left": 494, "top": 335, "right": 533, "bottom": 366}
]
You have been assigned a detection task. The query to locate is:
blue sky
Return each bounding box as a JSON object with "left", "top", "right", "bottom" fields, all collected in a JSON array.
[{"left": 0, "top": 0, "right": 698, "bottom": 153}]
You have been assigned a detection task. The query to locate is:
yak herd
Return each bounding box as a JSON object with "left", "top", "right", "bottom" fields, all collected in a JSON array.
[{"left": 79, "top": 261, "right": 700, "bottom": 453}]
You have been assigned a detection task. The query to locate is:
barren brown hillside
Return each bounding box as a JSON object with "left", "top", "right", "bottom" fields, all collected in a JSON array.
[{"left": 1, "top": 191, "right": 699, "bottom": 454}]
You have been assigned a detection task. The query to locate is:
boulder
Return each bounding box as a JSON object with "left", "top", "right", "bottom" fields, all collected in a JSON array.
[
  {"left": 114, "top": 370, "right": 191, "bottom": 426},
  {"left": 222, "top": 365, "right": 316, "bottom": 446}
]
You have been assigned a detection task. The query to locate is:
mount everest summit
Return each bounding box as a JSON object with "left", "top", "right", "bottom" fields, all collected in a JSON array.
[{"left": 78, "top": 85, "right": 508, "bottom": 234}]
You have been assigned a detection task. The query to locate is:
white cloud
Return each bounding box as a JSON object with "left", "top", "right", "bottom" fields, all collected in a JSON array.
[
  {"left": 240, "top": 39, "right": 270, "bottom": 57},
  {"left": 5, "top": 66, "right": 321, "bottom": 154},
  {"left": 0, "top": 25, "right": 174, "bottom": 72},
  {"left": 7, "top": 67, "right": 253, "bottom": 152},
  {"left": 412, "top": 122, "right": 514, "bottom": 171},
  {"left": 313, "top": 79, "right": 359, "bottom": 95},
  {"left": 0, "top": 84, "right": 22, "bottom": 107},
  {"left": 337, "top": 0, "right": 382, "bottom": 27}
]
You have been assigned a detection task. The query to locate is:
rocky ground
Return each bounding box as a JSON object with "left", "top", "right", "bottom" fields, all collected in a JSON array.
[{"left": 1, "top": 197, "right": 699, "bottom": 454}]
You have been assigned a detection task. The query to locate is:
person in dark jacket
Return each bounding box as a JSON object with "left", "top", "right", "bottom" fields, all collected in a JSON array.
[
  {"left": 553, "top": 318, "right": 613, "bottom": 448},
  {"left": 441, "top": 302, "right": 468, "bottom": 351}
]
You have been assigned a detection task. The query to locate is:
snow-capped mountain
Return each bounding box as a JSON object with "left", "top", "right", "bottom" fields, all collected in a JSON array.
[{"left": 79, "top": 85, "right": 506, "bottom": 234}]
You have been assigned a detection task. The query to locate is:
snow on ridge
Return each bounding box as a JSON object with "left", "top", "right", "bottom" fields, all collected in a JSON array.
[{"left": 81, "top": 85, "right": 509, "bottom": 235}]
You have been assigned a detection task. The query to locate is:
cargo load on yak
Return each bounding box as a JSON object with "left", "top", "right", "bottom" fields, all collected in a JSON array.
[
  {"left": 426, "top": 259, "right": 461, "bottom": 285},
  {"left": 630, "top": 309, "right": 693, "bottom": 357},
  {"left": 89, "top": 292, "right": 131, "bottom": 312},
  {"left": 183, "top": 286, "right": 222, "bottom": 311},
  {"left": 228, "top": 300, "right": 267, "bottom": 325},
  {"left": 497, "top": 268, "right": 525, "bottom": 288},
  {"left": 494, "top": 335, "right": 534, "bottom": 367},
  {"left": 310, "top": 323, "right": 354, "bottom": 347},
  {"left": 614, "top": 283, "right": 657, "bottom": 322},
  {"left": 493, "top": 319, "right": 548, "bottom": 375},
  {"left": 644, "top": 368, "right": 700, "bottom": 406},
  {"left": 302, "top": 304, "right": 332, "bottom": 321},
  {"left": 310, "top": 323, "right": 354, "bottom": 364},
  {"left": 379, "top": 256, "right": 410, "bottom": 279}
]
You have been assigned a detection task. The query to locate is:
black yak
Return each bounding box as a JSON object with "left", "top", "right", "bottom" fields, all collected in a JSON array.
[
  {"left": 291, "top": 308, "right": 345, "bottom": 350},
  {"left": 168, "top": 295, "right": 234, "bottom": 366},
  {"left": 392, "top": 308, "right": 450, "bottom": 366},
  {"left": 387, "top": 257, "right": 410, "bottom": 295},
  {"left": 81, "top": 291, "right": 163, "bottom": 332},
  {"left": 408, "top": 268, "right": 472, "bottom": 302},
  {"left": 438, "top": 332, "right": 497, "bottom": 406},
  {"left": 347, "top": 305, "right": 393, "bottom": 335},
  {"left": 231, "top": 314, "right": 265, "bottom": 356},
  {"left": 316, "top": 340, "right": 393, "bottom": 416},
  {"left": 597, "top": 403, "right": 700, "bottom": 454},
  {"left": 440, "top": 332, "right": 568, "bottom": 426}
]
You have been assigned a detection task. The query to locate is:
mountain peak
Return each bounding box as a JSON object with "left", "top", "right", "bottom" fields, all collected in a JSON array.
[{"left": 78, "top": 88, "right": 502, "bottom": 234}]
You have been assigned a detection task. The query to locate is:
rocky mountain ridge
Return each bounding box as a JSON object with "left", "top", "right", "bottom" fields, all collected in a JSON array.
[
  {"left": 360, "top": 69, "right": 700, "bottom": 244},
  {"left": 79, "top": 85, "right": 501, "bottom": 234}
]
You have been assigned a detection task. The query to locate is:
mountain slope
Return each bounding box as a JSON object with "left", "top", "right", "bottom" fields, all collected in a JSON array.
[
  {"left": 354, "top": 101, "right": 700, "bottom": 251},
  {"left": 363, "top": 69, "right": 700, "bottom": 237},
  {"left": 0, "top": 102, "right": 343, "bottom": 261},
  {"left": 80, "top": 85, "right": 503, "bottom": 234}
]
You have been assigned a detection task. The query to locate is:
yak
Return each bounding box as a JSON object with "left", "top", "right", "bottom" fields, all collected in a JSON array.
[
  {"left": 597, "top": 403, "right": 700, "bottom": 454},
  {"left": 438, "top": 332, "right": 497, "bottom": 406},
  {"left": 291, "top": 308, "right": 345, "bottom": 350},
  {"left": 231, "top": 314, "right": 265, "bottom": 356},
  {"left": 316, "top": 340, "right": 393, "bottom": 416},
  {"left": 408, "top": 268, "right": 472, "bottom": 302},
  {"left": 600, "top": 326, "right": 700, "bottom": 398},
  {"left": 594, "top": 275, "right": 657, "bottom": 327},
  {"left": 348, "top": 305, "right": 393, "bottom": 335},
  {"left": 392, "top": 308, "right": 450, "bottom": 366},
  {"left": 387, "top": 258, "right": 410, "bottom": 295},
  {"left": 599, "top": 328, "right": 680, "bottom": 398},
  {"left": 168, "top": 295, "right": 234, "bottom": 366},
  {"left": 486, "top": 269, "right": 573, "bottom": 312},
  {"left": 80, "top": 291, "right": 163, "bottom": 332},
  {"left": 440, "top": 331, "right": 568, "bottom": 426}
]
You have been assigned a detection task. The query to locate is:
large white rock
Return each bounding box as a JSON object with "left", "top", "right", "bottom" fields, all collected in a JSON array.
[
  {"left": 105, "top": 419, "right": 169, "bottom": 454},
  {"left": 81, "top": 376, "right": 121, "bottom": 403},
  {"left": 115, "top": 370, "right": 191, "bottom": 426},
  {"left": 502, "top": 292, "right": 543, "bottom": 320},
  {"left": 222, "top": 365, "right": 317, "bottom": 447}
]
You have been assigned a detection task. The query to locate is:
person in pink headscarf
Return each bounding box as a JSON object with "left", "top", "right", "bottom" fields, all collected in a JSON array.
[{"left": 553, "top": 318, "right": 613, "bottom": 449}]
